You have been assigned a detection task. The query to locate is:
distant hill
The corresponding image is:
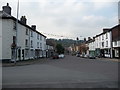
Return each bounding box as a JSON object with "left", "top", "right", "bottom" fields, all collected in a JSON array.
[{"left": 47, "top": 38, "right": 84, "bottom": 47}]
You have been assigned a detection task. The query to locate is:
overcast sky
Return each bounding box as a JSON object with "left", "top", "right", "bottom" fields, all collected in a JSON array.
[{"left": 0, "top": 0, "right": 119, "bottom": 40}]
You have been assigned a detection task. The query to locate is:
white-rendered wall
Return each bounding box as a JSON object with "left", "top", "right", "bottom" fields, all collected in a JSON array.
[
  {"left": 17, "top": 24, "right": 28, "bottom": 60},
  {"left": 0, "top": 18, "right": 2, "bottom": 90},
  {"left": 89, "top": 41, "right": 95, "bottom": 51},
  {"left": 2, "top": 19, "right": 15, "bottom": 60},
  {"left": 0, "top": 19, "right": 2, "bottom": 60},
  {"left": 104, "top": 32, "right": 111, "bottom": 49}
]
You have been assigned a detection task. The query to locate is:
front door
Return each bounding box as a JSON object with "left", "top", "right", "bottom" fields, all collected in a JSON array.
[
  {"left": 22, "top": 49, "right": 24, "bottom": 60},
  {"left": 11, "top": 48, "right": 16, "bottom": 62},
  {"left": 112, "top": 50, "right": 115, "bottom": 58},
  {"left": 18, "top": 49, "right": 21, "bottom": 60}
]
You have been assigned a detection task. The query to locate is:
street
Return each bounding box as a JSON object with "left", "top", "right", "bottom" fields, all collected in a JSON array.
[{"left": 2, "top": 55, "right": 118, "bottom": 88}]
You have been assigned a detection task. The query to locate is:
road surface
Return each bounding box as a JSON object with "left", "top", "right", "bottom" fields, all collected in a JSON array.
[{"left": 2, "top": 55, "right": 118, "bottom": 88}]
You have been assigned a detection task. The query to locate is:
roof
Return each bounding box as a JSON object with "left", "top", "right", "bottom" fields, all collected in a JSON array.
[
  {"left": 110, "top": 24, "right": 120, "bottom": 30},
  {"left": 0, "top": 11, "right": 46, "bottom": 38},
  {"left": 95, "top": 24, "right": 120, "bottom": 38}
]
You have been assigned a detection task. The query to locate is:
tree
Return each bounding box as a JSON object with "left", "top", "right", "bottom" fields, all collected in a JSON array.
[{"left": 56, "top": 44, "right": 65, "bottom": 54}]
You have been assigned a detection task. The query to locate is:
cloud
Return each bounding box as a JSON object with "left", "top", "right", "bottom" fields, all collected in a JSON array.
[{"left": 0, "top": 0, "right": 118, "bottom": 39}]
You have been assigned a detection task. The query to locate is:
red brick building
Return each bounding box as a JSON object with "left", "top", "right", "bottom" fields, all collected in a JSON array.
[{"left": 111, "top": 24, "right": 120, "bottom": 58}]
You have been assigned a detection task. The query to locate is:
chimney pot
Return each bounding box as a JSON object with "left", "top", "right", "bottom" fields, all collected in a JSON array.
[
  {"left": 103, "top": 29, "right": 110, "bottom": 33},
  {"left": 20, "top": 16, "right": 27, "bottom": 24},
  {"left": 31, "top": 25, "right": 36, "bottom": 30}
]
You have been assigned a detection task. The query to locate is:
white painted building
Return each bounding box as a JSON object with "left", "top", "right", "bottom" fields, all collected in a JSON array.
[
  {"left": 98, "top": 29, "right": 112, "bottom": 58},
  {"left": 88, "top": 39, "right": 96, "bottom": 56},
  {"left": 87, "top": 29, "right": 112, "bottom": 58},
  {"left": 0, "top": 3, "right": 46, "bottom": 62}
]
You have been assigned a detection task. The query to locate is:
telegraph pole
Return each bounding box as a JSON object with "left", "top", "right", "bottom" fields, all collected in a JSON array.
[{"left": 15, "top": 0, "right": 19, "bottom": 65}]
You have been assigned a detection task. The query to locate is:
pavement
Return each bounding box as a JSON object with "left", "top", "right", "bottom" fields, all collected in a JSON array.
[
  {"left": 2, "top": 56, "right": 119, "bottom": 67},
  {"left": 2, "top": 58, "right": 52, "bottom": 67},
  {"left": 2, "top": 55, "right": 119, "bottom": 88},
  {"left": 96, "top": 57, "right": 120, "bottom": 62}
]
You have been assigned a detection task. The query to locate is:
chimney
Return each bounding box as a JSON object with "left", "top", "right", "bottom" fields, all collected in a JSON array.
[
  {"left": 31, "top": 25, "right": 36, "bottom": 30},
  {"left": 84, "top": 38, "right": 86, "bottom": 41},
  {"left": 88, "top": 37, "right": 91, "bottom": 41},
  {"left": 2, "top": 3, "right": 11, "bottom": 15},
  {"left": 20, "top": 16, "right": 27, "bottom": 25},
  {"left": 103, "top": 28, "right": 110, "bottom": 33},
  {"left": 93, "top": 37, "right": 95, "bottom": 39}
]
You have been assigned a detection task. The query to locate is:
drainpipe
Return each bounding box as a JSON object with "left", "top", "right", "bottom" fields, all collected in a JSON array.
[
  {"left": 110, "top": 31, "right": 113, "bottom": 58},
  {"left": 29, "top": 29, "right": 30, "bottom": 60}
]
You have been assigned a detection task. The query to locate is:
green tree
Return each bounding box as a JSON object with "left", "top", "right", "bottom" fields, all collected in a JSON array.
[{"left": 56, "top": 44, "right": 65, "bottom": 54}]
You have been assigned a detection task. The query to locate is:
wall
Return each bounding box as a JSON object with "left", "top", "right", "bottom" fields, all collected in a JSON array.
[
  {"left": 2, "top": 19, "right": 14, "bottom": 60},
  {"left": 0, "top": 18, "right": 2, "bottom": 60}
]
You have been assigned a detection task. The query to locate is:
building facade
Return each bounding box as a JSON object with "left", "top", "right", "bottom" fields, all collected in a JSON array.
[
  {"left": 100, "top": 29, "right": 112, "bottom": 58},
  {"left": 88, "top": 39, "right": 95, "bottom": 57},
  {"left": 0, "top": 3, "right": 46, "bottom": 62},
  {"left": 111, "top": 24, "right": 120, "bottom": 58}
]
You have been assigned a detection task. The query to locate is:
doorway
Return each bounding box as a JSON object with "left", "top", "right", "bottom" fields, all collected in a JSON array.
[
  {"left": 11, "top": 48, "right": 16, "bottom": 62},
  {"left": 18, "top": 49, "right": 21, "bottom": 60},
  {"left": 22, "top": 49, "right": 24, "bottom": 60}
]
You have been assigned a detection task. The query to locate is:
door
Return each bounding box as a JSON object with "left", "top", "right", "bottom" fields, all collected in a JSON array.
[
  {"left": 112, "top": 50, "right": 115, "bottom": 58},
  {"left": 18, "top": 49, "right": 21, "bottom": 60},
  {"left": 22, "top": 49, "right": 24, "bottom": 60},
  {"left": 11, "top": 48, "right": 16, "bottom": 61}
]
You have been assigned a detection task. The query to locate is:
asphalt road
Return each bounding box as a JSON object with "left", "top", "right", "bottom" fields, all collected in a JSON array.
[{"left": 2, "top": 55, "right": 119, "bottom": 88}]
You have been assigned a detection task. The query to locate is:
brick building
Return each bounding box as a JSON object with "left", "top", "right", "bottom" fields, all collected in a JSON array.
[{"left": 111, "top": 24, "right": 120, "bottom": 58}]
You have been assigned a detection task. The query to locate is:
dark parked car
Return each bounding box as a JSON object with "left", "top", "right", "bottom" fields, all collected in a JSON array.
[
  {"left": 89, "top": 55, "right": 96, "bottom": 59},
  {"left": 52, "top": 54, "right": 59, "bottom": 59},
  {"left": 76, "top": 54, "right": 80, "bottom": 57}
]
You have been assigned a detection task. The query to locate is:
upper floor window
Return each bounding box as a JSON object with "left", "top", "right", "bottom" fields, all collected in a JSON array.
[
  {"left": 13, "top": 21, "right": 16, "bottom": 30},
  {"left": 106, "top": 41, "right": 108, "bottom": 47},
  {"left": 26, "top": 28, "right": 29, "bottom": 35},
  {"left": 31, "top": 31, "right": 33, "bottom": 37},
  {"left": 102, "top": 35, "right": 104, "bottom": 40},
  {"left": 37, "top": 33, "right": 39, "bottom": 40},
  {"left": 25, "top": 39, "right": 28, "bottom": 47},
  {"left": 40, "top": 35, "right": 42, "bottom": 40},
  {"left": 31, "top": 40, "right": 33, "bottom": 48},
  {"left": 106, "top": 33, "right": 108, "bottom": 39}
]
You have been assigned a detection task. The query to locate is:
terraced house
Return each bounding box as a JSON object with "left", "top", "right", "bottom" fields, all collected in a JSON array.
[
  {"left": 111, "top": 24, "right": 120, "bottom": 58},
  {"left": 88, "top": 24, "right": 120, "bottom": 59},
  {"left": 0, "top": 3, "right": 47, "bottom": 62}
]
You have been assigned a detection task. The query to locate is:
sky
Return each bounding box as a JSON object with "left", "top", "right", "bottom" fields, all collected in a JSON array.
[{"left": 0, "top": 0, "right": 119, "bottom": 40}]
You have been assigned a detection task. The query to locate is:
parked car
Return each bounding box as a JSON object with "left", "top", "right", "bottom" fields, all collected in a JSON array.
[
  {"left": 80, "top": 54, "right": 85, "bottom": 58},
  {"left": 84, "top": 54, "right": 89, "bottom": 58},
  {"left": 72, "top": 53, "right": 76, "bottom": 56},
  {"left": 52, "top": 54, "right": 59, "bottom": 59},
  {"left": 89, "top": 55, "right": 96, "bottom": 59},
  {"left": 76, "top": 54, "right": 80, "bottom": 57},
  {"left": 59, "top": 54, "right": 65, "bottom": 58}
]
